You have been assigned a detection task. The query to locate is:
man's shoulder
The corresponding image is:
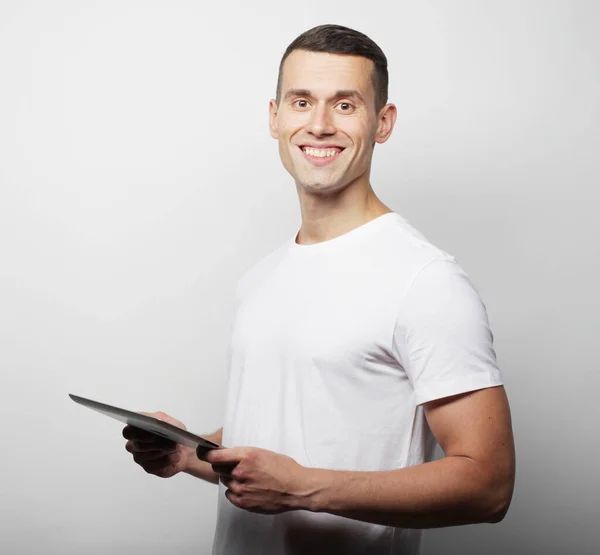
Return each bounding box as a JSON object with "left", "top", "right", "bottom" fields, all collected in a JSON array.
[{"left": 368, "top": 213, "right": 454, "bottom": 274}]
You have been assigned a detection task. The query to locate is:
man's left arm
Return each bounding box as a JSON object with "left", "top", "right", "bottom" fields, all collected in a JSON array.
[
  {"left": 205, "top": 385, "right": 515, "bottom": 528},
  {"left": 303, "top": 384, "right": 515, "bottom": 528}
]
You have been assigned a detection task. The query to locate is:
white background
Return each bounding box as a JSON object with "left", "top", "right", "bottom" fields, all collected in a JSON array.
[{"left": 1, "top": 1, "right": 598, "bottom": 554}]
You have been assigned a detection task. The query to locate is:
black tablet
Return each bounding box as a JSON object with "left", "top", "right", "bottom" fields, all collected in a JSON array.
[{"left": 69, "top": 393, "right": 221, "bottom": 451}]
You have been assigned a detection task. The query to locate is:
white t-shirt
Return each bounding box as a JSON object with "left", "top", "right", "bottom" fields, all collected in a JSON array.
[{"left": 212, "top": 212, "right": 502, "bottom": 555}]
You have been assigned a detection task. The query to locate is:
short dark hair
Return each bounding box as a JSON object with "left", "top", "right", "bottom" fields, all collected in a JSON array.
[{"left": 276, "top": 24, "right": 388, "bottom": 112}]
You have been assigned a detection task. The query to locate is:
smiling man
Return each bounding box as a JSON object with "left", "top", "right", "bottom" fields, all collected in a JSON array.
[{"left": 124, "top": 24, "right": 515, "bottom": 555}]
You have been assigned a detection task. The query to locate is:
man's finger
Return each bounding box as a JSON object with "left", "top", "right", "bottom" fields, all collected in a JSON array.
[
  {"left": 133, "top": 449, "right": 177, "bottom": 464},
  {"left": 122, "top": 426, "right": 158, "bottom": 442},
  {"left": 212, "top": 463, "right": 237, "bottom": 477},
  {"left": 219, "top": 475, "right": 233, "bottom": 487},
  {"left": 122, "top": 426, "right": 176, "bottom": 449},
  {"left": 142, "top": 454, "right": 180, "bottom": 474},
  {"left": 132, "top": 439, "right": 177, "bottom": 453},
  {"left": 205, "top": 447, "right": 247, "bottom": 464}
]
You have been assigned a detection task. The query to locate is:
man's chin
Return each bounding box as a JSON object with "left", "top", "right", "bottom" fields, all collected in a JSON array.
[{"left": 296, "top": 179, "right": 347, "bottom": 196}]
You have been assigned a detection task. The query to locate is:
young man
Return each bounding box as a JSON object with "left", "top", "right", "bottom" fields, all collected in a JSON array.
[{"left": 124, "top": 24, "right": 515, "bottom": 555}]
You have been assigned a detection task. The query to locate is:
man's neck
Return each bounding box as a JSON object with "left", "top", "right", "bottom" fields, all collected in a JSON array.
[{"left": 295, "top": 182, "right": 392, "bottom": 246}]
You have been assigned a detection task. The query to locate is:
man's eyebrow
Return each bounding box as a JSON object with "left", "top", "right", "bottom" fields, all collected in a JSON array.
[
  {"left": 284, "top": 89, "right": 313, "bottom": 100},
  {"left": 283, "top": 89, "right": 366, "bottom": 104},
  {"left": 334, "top": 89, "right": 366, "bottom": 104}
]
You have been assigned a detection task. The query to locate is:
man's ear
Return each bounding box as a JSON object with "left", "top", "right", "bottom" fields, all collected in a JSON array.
[
  {"left": 269, "top": 99, "right": 279, "bottom": 139},
  {"left": 375, "top": 103, "right": 397, "bottom": 145}
]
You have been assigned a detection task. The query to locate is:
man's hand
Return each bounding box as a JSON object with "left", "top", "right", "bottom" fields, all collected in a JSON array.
[
  {"left": 123, "top": 412, "right": 194, "bottom": 479},
  {"left": 202, "top": 447, "right": 311, "bottom": 514}
]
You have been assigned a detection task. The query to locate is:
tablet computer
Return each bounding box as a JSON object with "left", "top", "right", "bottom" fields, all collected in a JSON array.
[{"left": 69, "top": 393, "right": 221, "bottom": 452}]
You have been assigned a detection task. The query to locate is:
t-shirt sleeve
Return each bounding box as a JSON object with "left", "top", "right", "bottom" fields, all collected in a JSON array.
[{"left": 392, "top": 256, "right": 503, "bottom": 405}]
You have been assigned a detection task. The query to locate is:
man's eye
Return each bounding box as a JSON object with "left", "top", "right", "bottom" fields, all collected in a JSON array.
[
  {"left": 294, "top": 100, "right": 309, "bottom": 108},
  {"left": 337, "top": 102, "right": 354, "bottom": 112}
]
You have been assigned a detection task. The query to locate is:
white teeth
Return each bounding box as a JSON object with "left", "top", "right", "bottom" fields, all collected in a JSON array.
[{"left": 303, "top": 147, "right": 340, "bottom": 158}]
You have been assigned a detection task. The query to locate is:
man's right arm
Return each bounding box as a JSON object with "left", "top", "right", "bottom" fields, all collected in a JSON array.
[{"left": 183, "top": 427, "right": 223, "bottom": 484}]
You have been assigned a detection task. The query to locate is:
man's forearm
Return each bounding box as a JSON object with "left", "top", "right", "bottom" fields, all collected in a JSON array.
[
  {"left": 182, "top": 427, "right": 222, "bottom": 485},
  {"left": 184, "top": 456, "right": 219, "bottom": 484},
  {"left": 301, "top": 456, "right": 513, "bottom": 528}
]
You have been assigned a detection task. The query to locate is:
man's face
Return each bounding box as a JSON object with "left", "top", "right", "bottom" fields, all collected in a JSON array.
[{"left": 269, "top": 50, "right": 390, "bottom": 195}]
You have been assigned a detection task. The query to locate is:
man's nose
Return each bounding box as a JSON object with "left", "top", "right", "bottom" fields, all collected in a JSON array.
[{"left": 306, "top": 104, "right": 336, "bottom": 136}]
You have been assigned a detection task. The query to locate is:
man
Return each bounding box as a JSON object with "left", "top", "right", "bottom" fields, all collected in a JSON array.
[{"left": 123, "top": 24, "right": 515, "bottom": 555}]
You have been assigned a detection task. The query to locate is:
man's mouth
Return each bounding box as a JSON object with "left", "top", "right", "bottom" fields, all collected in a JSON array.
[{"left": 298, "top": 145, "right": 345, "bottom": 166}]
